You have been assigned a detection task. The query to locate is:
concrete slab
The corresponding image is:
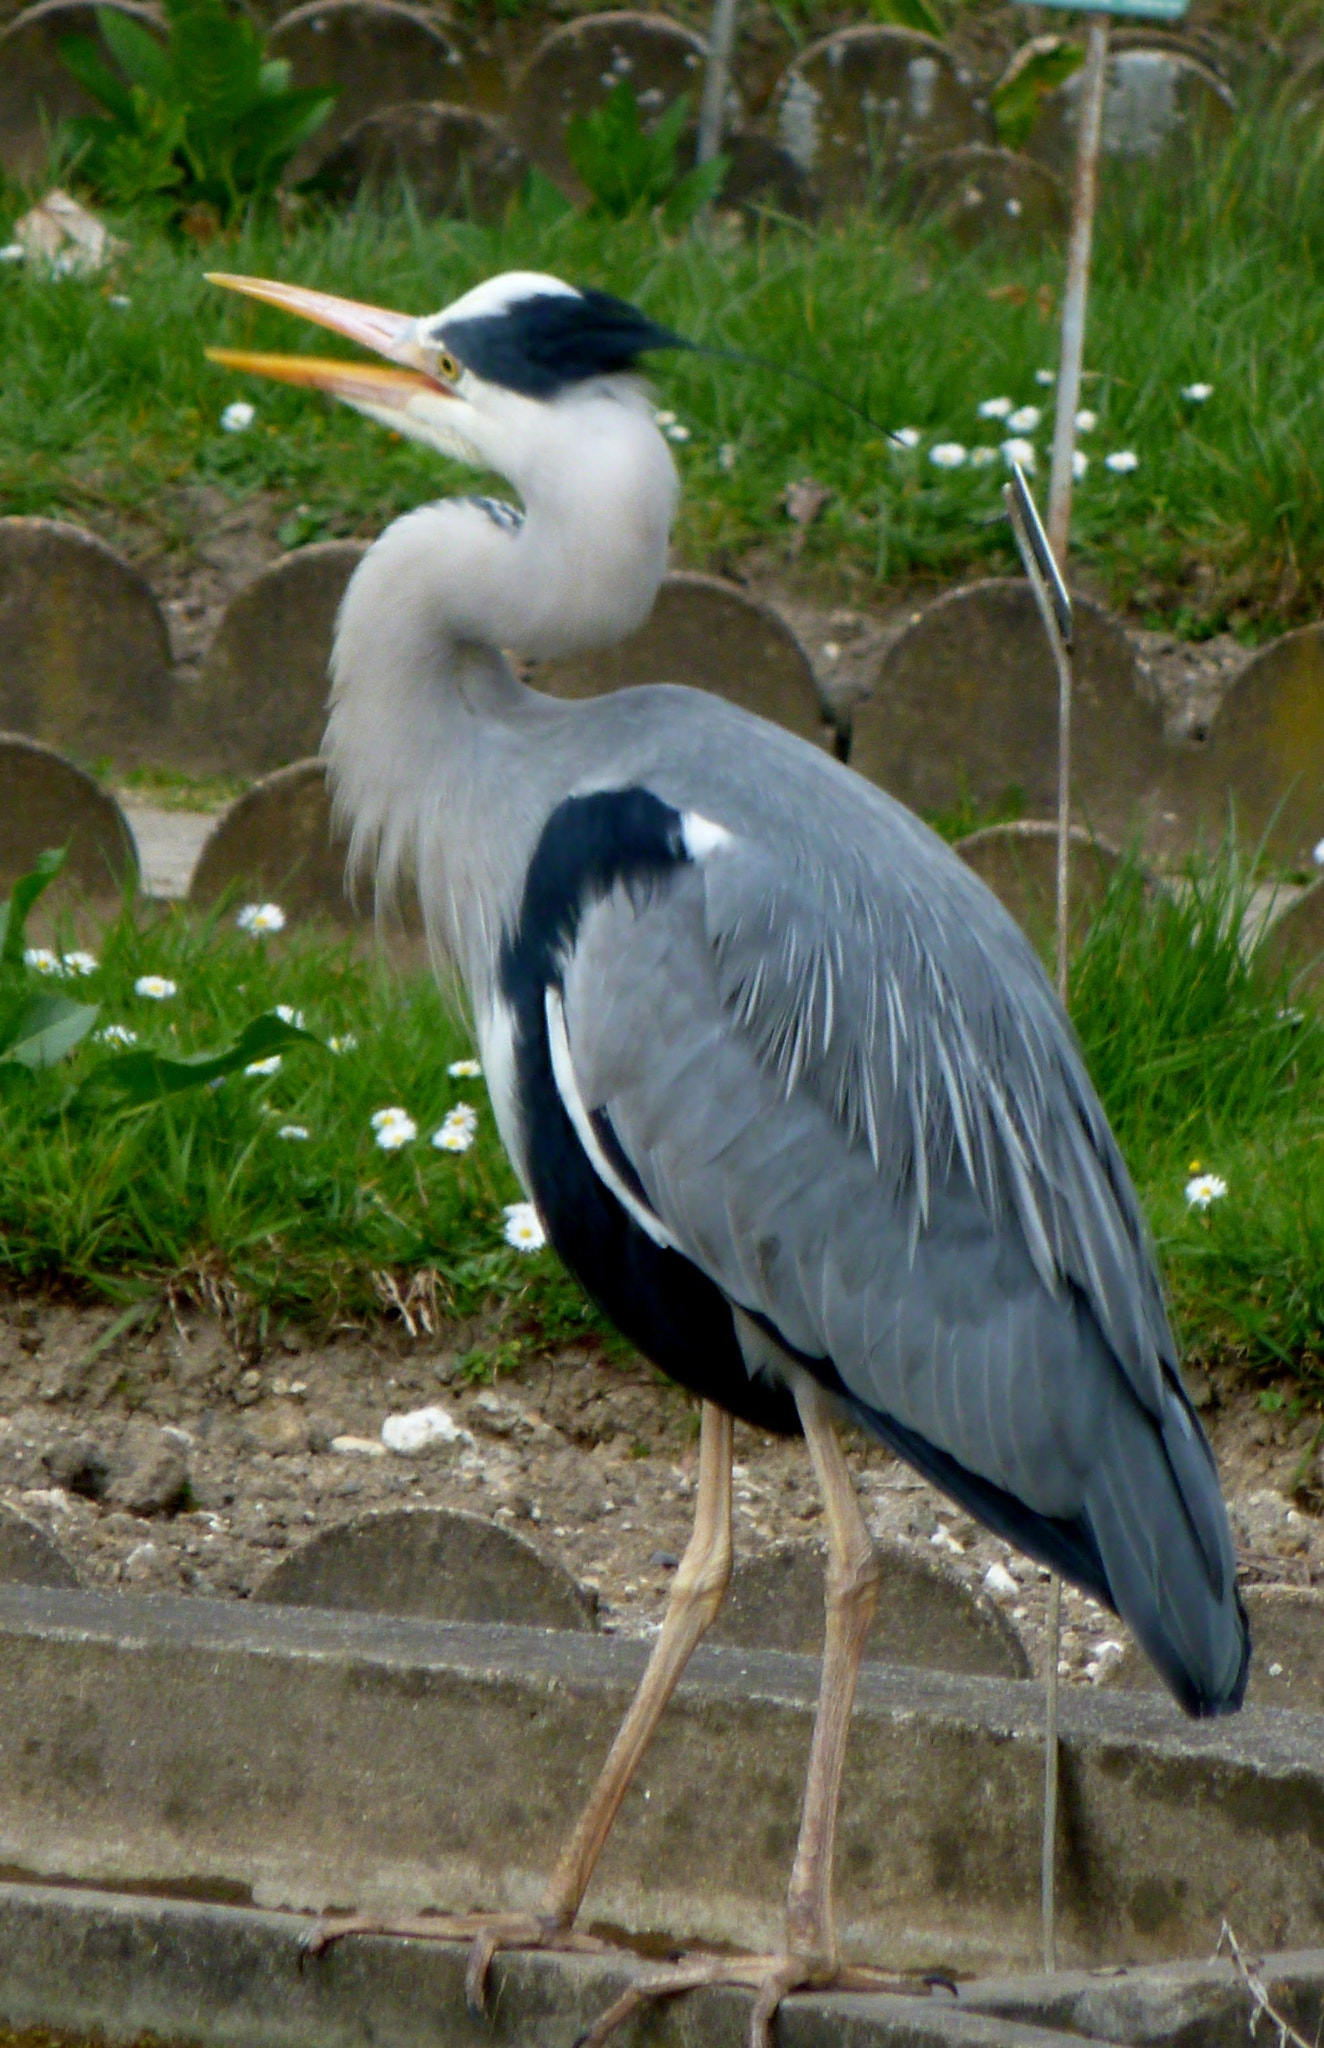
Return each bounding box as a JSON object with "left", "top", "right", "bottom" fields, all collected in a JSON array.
[
  {"left": 962, "top": 1949, "right": 1324, "bottom": 2047},
  {"left": 0, "top": 1586, "right": 1321, "bottom": 1975},
  {"left": 122, "top": 804, "right": 210, "bottom": 900},
  {"left": 0, "top": 1881, "right": 1097, "bottom": 2048}
]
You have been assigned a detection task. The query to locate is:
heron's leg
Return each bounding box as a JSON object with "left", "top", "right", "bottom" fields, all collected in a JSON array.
[
  {"left": 540, "top": 1397, "right": 734, "bottom": 1926},
  {"left": 782, "top": 1373, "right": 881, "bottom": 1975}
]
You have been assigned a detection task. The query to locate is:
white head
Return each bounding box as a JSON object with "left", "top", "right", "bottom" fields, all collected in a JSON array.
[{"left": 206, "top": 267, "right": 684, "bottom": 657}]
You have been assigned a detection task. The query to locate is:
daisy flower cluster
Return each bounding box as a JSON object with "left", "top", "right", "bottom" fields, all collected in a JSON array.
[
  {"left": 24, "top": 948, "right": 99, "bottom": 977},
  {"left": 884, "top": 373, "right": 1213, "bottom": 485}
]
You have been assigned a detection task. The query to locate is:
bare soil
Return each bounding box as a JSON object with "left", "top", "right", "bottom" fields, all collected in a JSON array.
[{"left": 1, "top": 1292, "right": 1316, "bottom": 1692}]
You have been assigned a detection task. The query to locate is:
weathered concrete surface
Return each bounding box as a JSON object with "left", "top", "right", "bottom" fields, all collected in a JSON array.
[
  {"left": 532, "top": 571, "right": 827, "bottom": 743},
  {"left": 191, "top": 542, "right": 364, "bottom": 775},
  {"left": 256, "top": 1504, "right": 597, "bottom": 1632},
  {"left": 0, "top": 1585, "right": 1322, "bottom": 1974},
  {"left": 270, "top": 0, "right": 473, "bottom": 179},
  {"left": 0, "top": 3, "right": 159, "bottom": 179},
  {"left": 902, "top": 145, "right": 1067, "bottom": 248},
  {"left": 955, "top": 822, "right": 1125, "bottom": 957},
  {"left": 1199, "top": 623, "right": 1324, "bottom": 871},
  {"left": 851, "top": 582, "right": 1177, "bottom": 850},
  {"left": 314, "top": 101, "right": 530, "bottom": 218},
  {"left": 507, "top": 12, "right": 709, "bottom": 197},
  {"left": 1026, "top": 47, "right": 1235, "bottom": 182},
  {"left": 961, "top": 1949, "right": 1324, "bottom": 2048},
  {"left": 0, "top": 1882, "right": 1096, "bottom": 2048},
  {"left": 188, "top": 761, "right": 355, "bottom": 926},
  {"left": 711, "top": 1536, "right": 1030, "bottom": 1679},
  {"left": 1107, "top": 1584, "right": 1324, "bottom": 1714},
  {"left": 1258, "top": 874, "right": 1324, "bottom": 997},
  {"left": 0, "top": 733, "right": 138, "bottom": 900},
  {"left": 0, "top": 1502, "right": 80, "bottom": 1591},
  {"left": 774, "top": 27, "right": 992, "bottom": 210},
  {"left": 0, "top": 518, "right": 173, "bottom": 767}
]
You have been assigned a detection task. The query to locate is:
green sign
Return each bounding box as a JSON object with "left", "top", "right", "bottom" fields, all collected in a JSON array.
[{"left": 1022, "top": 0, "right": 1188, "bottom": 15}]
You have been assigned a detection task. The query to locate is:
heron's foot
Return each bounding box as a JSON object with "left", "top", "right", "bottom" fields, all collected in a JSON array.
[
  {"left": 574, "top": 1949, "right": 920, "bottom": 2048},
  {"left": 297, "top": 1909, "right": 612, "bottom": 2013}
]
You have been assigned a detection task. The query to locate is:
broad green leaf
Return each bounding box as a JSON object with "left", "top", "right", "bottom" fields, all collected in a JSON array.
[
  {"left": 73, "top": 1011, "right": 325, "bottom": 1107},
  {"left": 1, "top": 996, "right": 100, "bottom": 1071},
  {"left": 59, "top": 32, "right": 135, "bottom": 119},
  {"left": 258, "top": 56, "right": 291, "bottom": 95},
  {"left": 0, "top": 850, "right": 66, "bottom": 971},
  {"left": 867, "top": 0, "right": 943, "bottom": 35},
  {"left": 96, "top": 7, "right": 171, "bottom": 94},
  {"left": 992, "top": 37, "right": 1084, "bottom": 150},
  {"left": 663, "top": 151, "right": 729, "bottom": 229}
]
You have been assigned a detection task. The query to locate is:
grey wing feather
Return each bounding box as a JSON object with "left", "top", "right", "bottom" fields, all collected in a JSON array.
[{"left": 559, "top": 823, "right": 1245, "bottom": 1710}]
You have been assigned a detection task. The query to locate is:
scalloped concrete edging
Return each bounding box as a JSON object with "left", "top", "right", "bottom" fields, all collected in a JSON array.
[{"left": 0, "top": 1584, "right": 1323, "bottom": 1975}]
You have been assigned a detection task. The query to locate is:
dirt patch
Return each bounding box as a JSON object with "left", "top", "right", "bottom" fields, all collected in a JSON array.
[{"left": 0, "top": 1293, "right": 1314, "bottom": 1694}]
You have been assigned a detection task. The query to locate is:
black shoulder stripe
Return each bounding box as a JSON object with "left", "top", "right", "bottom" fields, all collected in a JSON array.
[{"left": 500, "top": 787, "right": 688, "bottom": 999}]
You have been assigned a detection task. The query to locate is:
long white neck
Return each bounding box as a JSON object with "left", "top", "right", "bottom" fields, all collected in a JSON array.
[{"left": 322, "top": 377, "right": 678, "bottom": 1001}]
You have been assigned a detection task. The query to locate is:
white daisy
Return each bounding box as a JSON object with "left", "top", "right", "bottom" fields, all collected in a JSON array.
[
  {"left": 275, "top": 1005, "right": 305, "bottom": 1028},
  {"left": 221, "top": 401, "right": 255, "bottom": 433},
  {"left": 276, "top": 1124, "right": 310, "bottom": 1141},
  {"left": 1034, "top": 368, "right": 1055, "bottom": 387},
  {"left": 1008, "top": 405, "right": 1042, "bottom": 433},
  {"left": 891, "top": 427, "right": 921, "bottom": 449},
  {"left": 244, "top": 1054, "right": 282, "bottom": 1078},
  {"left": 1001, "top": 438, "right": 1037, "bottom": 470},
  {"left": 134, "top": 975, "right": 176, "bottom": 1000},
  {"left": 969, "top": 445, "right": 999, "bottom": 466},
  {"left": 371, "top": 1106, "right": 417, "bottom": 1150},
  {"left": 664, "top": 423, "right": 691, "bottom": 444},
  {"left": 93, "top": 1024, "right": 137, "bottom": 1047},
  {"left": 1075, "top": 408, "right": 1097, "bottom": 433},
  {"left": 433, "top": 1104, "right": 478, "bottom": 1153},
  {"left": 1072, "top": 449, "right": 1089, "bottom": 480},
  {"left": 447, "top": 1057, "right": 483, "bottom": 1078},
  {"left": 1181, "top": 382, "right": 1213, "bottom": 402},
  {"left": 328, "top": 1032, "right": 358, "bottom": 1054},
  {"left": 977, "top": 396, "right": 1013, "bottom": 420},
  {"left": 1313, "top": 839, "right": 1324, "bottom": 868},
  {"left": 23, "top": 948, "right": 61, "bottom": 975},
  {"left": 236, "top": 902, "right": 286, "bottom": 936},
  {"left": 718, "top": 443, "right": 738, "bottom": 473},
  {"left": 61, "top": 950, "right": 98, "bottom": 976},
  {"left": 929, "top": 442, "right": 967, "bottom": 469},
  {"left": 1185, "top": 1173, "right": 1227, "bottom": 1209},
  {"left": 1105, "top": 449, "right": 1139, "bottom": 473},
  {"left": 503, "top": 1202, "right": 547, "bottom": 1253}
]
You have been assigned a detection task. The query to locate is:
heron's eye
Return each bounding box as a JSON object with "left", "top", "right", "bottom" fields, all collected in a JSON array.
[{"left": 434, "top": 349, "right": 462, "bottom": 384}]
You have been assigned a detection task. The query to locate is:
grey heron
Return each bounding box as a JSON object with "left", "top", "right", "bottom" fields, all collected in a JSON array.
[{"left": 208, "top": 267, "right": 1250, "bottom": 2043}]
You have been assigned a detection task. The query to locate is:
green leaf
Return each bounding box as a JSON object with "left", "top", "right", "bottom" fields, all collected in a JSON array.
[
  {"left": 73, "top": 1010, "right": 325, "bottom": 1108},
  {"left": 0, "top": 850, "right": 67, "bottom": 971},
  {"left": 59, "top": 32, "right": 136, "bottom": 120},
  {"left": 992, "top": 36, "right": 1084, "bottom": 151},
  {"left": 662, "top": 151, "right": 728, "bottom": 229},
  {"left": 867, "top": 0, "right": 943, "bottom": 35},
  {"left": 1, "top": 995, "right": 100, "bottom": 1071},
  {"left": 258, "top": 56, "right": 291, "bottom": 95},
  {"left": 230, "top": 87, "right": 336, "bottom": 183},
  {"left": 96, "top": 7, "right": 171, "bottom": 95}
]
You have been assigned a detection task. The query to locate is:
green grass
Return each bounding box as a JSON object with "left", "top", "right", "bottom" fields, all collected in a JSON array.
[
  {"left": 0, "top": 894, "right": 603, "bottom": 1352},
  {"left": 2, "top": 854, "right": 1323, "bottom": 1391},
  {"left": 3, "top": 72, "right": 1324, "bottom": 633},
  {"left": 1071, "top": 850, "right": 1324, "bottom": 1387}
]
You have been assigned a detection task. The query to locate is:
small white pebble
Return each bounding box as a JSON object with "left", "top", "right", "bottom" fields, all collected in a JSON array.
[
  {"left": 382, "top": 1406, "right": 463, "bottom": 1454},
  {"left": 330, "top": 1435, "right": 386, "bottom": 1458},
  {"left": 983, "top": 1561, "right": 1019, "bottom": 1599},
  {"left": 1269, "top": 1661, "right": 1284, "bottom": 1677}
]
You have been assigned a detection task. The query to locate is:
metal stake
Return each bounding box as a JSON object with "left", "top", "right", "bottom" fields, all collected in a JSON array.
[
  {"left": 1046, "top": 13, "right": 1110, "bottom": 568},
  {"left": 697, "top": 0, "right": 740, "bottom": 164},
  {"left": 1005, "top": 461, "right": 1074, "bottom": 1975}
]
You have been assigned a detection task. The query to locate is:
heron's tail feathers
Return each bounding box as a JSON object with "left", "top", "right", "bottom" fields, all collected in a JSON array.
[{"left": 1085, "top": 1384, "right": 1249, "bottom": 1719}]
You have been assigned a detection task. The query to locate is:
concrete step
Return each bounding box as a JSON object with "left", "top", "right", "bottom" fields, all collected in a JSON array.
[
  {"left": 0, "top": 1584, "right": 1320, "bottom": 1979},
  {"left": 0, "top": 1882, "right": 1320, "bottom": 2048}
]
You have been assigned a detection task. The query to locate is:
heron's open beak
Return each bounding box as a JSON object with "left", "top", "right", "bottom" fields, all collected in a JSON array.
[{"left": 205, "top": 272, "right": 456, "bottom": 419}]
